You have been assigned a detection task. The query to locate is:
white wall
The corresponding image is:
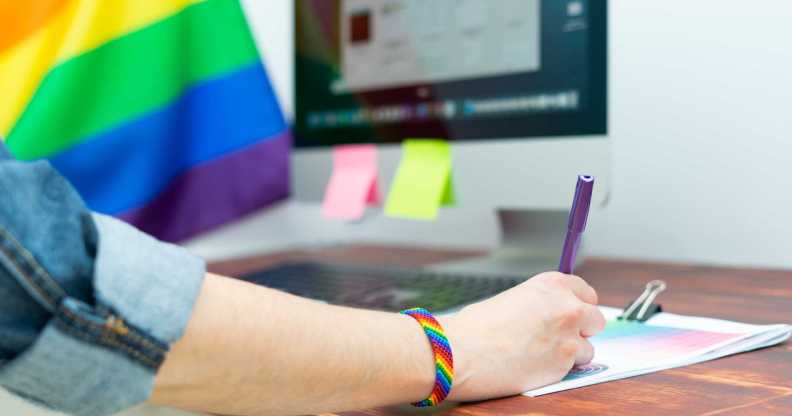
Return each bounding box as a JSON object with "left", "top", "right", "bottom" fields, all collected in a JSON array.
[
  {"left": 242, "top": 0, "right": 294, "bottom": 118},
  {"left": 239, "top": 0, "right": 792, "bottom": 269},
  {"left": 591, "top": 1, "right": 792, "bottom": 268}
]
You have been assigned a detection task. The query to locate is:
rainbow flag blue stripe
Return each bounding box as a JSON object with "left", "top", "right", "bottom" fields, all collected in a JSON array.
[{"left": 0, "top": 0, "right": 289, "bottom": 241}]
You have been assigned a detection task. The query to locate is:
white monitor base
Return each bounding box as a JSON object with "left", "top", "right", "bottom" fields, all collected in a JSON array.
[{"left": 428, "top": 210, "right": 585, "bottom": 276}]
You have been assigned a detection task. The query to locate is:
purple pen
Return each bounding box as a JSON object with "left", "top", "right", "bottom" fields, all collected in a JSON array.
[{"left": 558, "top": 175, "right": 595, "bottom": 274}]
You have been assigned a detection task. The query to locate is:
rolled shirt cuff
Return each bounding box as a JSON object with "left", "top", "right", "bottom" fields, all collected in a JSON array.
[{"left": 0, "top": 214, "right": 205, "bottom": 416}]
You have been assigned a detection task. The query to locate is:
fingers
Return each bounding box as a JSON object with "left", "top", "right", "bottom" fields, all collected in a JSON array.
[
  {"left": 534, "top": 272, "right": 598, "bottom": 305},
  {"left": 560, "top": 337, "right": 595, "bottom": 368},
  {"left": 575, "top": 338, "right": 595, "bottom": 366},
  {"left": 579, "top": 303, "right": 606, "bottom": 337},
  {"left": 554, "top": 274, "right": 598, "bottom": 305}
]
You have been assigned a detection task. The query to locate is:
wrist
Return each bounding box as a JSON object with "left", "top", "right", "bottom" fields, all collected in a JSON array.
[{"left": 397, "top": 313, "right": 438, "bottom": 403}]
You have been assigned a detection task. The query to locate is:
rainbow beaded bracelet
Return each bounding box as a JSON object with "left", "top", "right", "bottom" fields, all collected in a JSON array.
[{"left": 400, "top": 307, "right": 454, "bottom": 407}]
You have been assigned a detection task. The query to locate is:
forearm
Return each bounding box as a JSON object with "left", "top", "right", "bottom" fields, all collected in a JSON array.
[{"left": 150, "top": 273, "right": 436, "bottom": 415}]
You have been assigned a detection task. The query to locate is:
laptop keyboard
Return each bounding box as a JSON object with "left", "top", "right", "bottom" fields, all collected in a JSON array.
[{"left": 239, "top": 262, "right": 525, "bottom": 312}]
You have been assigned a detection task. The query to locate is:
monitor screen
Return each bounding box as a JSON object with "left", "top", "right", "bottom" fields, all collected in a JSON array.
[{"left": 294, "top": 0, "right": 606, "bottom": 147}]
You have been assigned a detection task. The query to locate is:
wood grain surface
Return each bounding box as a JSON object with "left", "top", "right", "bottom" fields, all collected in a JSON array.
[{"left": 208, "top": 245, "right": 792, "bottom": 416}]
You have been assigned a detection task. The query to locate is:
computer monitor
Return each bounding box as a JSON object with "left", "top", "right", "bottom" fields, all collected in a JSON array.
[{"left": 292, "top": 0, "right": 609, "bottom": 273}]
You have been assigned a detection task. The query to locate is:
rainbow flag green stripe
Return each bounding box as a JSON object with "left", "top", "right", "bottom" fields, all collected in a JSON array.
[
  {"left": 1, "top": 0, "right": 290, "bottom": 242},
  {"left": 7, "top": 0, "right": 260, "bottom": 160}
]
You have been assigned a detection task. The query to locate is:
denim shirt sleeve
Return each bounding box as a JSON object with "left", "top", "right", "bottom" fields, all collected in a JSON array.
[{"left": 0, "top": 141, "right": 206, "bottom": 416}]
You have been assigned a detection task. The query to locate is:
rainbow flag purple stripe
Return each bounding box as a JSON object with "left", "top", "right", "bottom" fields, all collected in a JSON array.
[{"left": 0, "top": 0, "right": 289, "bottom": 241}]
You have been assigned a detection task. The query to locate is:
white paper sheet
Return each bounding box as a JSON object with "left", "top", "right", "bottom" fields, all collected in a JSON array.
[{"left": 524, "top": 306, "right": 792, "bottom": 396}]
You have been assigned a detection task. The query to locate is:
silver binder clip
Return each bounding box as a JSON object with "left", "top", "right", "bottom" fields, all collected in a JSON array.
[{"left": 618, "top": 280, "right": 667, "bottom": 322}]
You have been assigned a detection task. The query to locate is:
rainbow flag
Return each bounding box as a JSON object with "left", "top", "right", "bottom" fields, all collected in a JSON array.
[{"left": 0, "top": 0, "right": 290, "bottom": 242}]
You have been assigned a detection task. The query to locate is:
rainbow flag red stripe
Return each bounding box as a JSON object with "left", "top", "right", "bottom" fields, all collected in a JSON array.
[{"left": 0, "top": 0, "right": 289, "bottom": 241}]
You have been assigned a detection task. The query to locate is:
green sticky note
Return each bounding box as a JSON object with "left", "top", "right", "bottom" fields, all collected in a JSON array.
[{"left": 385, "top": 139, "right": 455, "bottom": 220}]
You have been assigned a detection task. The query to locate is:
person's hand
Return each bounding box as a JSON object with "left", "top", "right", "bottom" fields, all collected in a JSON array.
[{"left": 440, "top": 271, "right": 606, "bottom": 402}]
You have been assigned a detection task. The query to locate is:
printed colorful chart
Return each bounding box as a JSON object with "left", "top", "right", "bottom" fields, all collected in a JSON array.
[
  {"left": 591, "top": 320, "right": 741, "bottom": 364},
  {"left": 0, "top": 0, "right": 290, "bottom": 241},
  {"left": 526, "top": 306, "right": 792, "bottom": 396}
]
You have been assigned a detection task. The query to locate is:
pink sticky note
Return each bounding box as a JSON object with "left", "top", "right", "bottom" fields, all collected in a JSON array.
[{"left": 322, "top": 145, "right": 380, "bottom": 220}]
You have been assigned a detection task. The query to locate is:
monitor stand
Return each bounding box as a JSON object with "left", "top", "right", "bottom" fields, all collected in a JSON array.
[{"left": 428, "top": 209, "right": 582, "bottom": 277}]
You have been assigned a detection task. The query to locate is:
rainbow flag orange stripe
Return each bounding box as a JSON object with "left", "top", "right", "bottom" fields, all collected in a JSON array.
[{"left": 0, "top": 0, "right": 289, "bottom": 241}]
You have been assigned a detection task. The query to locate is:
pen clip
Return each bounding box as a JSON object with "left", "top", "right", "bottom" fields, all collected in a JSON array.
[{"left": 619, "top": 280, "right": 667, "bottom": 322}]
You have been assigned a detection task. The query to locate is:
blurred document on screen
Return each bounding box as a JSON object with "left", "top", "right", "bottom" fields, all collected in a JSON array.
[{"left": 341, "top": 0, "right": 541, "bottom": 92}]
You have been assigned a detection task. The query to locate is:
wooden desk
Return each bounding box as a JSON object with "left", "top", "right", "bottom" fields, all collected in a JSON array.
[{"left": 209, "top": 245, "right": 792, "bottom": 416}]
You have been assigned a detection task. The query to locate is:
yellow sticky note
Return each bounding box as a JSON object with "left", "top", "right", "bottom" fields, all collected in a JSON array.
[{"left": 385, "top": 139, "right": 455, "bottom": 220}]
